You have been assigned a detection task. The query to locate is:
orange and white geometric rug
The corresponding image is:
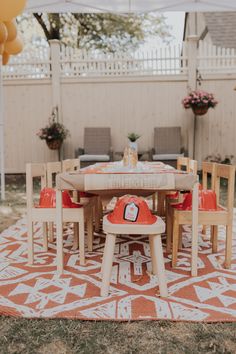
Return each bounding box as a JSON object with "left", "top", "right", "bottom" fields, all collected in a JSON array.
[{"left": 0, "top": 213, "right": 236, "bottom": 322}]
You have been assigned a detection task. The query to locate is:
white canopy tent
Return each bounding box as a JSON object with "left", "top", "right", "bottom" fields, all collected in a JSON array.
[
  {"left": 25, "top": 0, "right": 236, "bottom": 13},
  {"left": 1, "top": 0, "right": 236, "bottom": 199}
]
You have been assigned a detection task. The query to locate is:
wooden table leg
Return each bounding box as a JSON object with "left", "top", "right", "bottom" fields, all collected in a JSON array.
[
  {"left": 191, "top": 180, "right": 199, "bottom": 276},
  {"left": 56, "top": 189, "right": 64, "bottom": 275}
]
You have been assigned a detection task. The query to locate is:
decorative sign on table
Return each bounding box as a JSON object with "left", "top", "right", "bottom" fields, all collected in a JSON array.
[
  {"left": 81, "top": 161, "right": 176, "bottom": 191},
  {"left": 56, "top": 161, "right": 197, "bottom": 192}
]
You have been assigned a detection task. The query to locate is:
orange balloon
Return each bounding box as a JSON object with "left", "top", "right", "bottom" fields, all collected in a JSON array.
[
  {"left": 0, "top": 22, "right": 7, "bottom": 44},
  {"left": 5, "top": 20, "right": 17, "bottom": 42},
  {"left": 5, "top": 36, "right": 23, "bottom": 55},
  {"left": 2, "top": 51, "right": 10, "bottom": 65},
  {"left": 0, "top": 43, "right": 4, "bottom": 55},
  {"left": 0, "top": 0, "right": 26, "bottom": 21}
]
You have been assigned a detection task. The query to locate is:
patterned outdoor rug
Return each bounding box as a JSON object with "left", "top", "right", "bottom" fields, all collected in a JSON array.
[{"left": 0, "top": 212, "right": 236, "bottom": 322}]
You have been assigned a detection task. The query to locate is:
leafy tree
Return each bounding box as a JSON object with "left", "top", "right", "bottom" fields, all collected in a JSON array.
[{"left": 30, "top": 13, "right": 171, "bottom": 52}]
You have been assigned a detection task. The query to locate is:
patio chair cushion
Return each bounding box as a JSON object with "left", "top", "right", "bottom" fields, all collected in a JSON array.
[
  {"left": 84, "top": 127, "right": 111, "bottom": 155},
  {"left": 154, "top": 127, "right": 182, "bottom": 154},
  {"left": 79, "top": 154, "right": 110, "bottom": 162},
  {"left": 152, "top": 153, "right": 184, "bottom": 161}
]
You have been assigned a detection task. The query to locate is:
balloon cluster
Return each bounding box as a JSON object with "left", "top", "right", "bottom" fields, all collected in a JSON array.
[{"left": 0, "top": 0, "right": 26, "bottom": 65}]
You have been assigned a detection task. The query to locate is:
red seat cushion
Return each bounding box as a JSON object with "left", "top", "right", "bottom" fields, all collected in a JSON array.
[
  {"left": 37, "top": 188, "right": 82, "bottom": 208},
  {"left": 166, "top": 191, "right": 179, "bottom": 199},
  {"left": 79, "top": 191, "right": 97, "bottom": 198},
  {"left": 171, "top": 189, "right": 223, "bottom": 211}
]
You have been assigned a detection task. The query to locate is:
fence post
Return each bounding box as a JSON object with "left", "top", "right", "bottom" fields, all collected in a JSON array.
[
  {"left": 0, "top": 55, "right": 5, "bottom": 200},
  {"left": 49, "top": 39, "right": 64, "bottom": 160},
  {"left": 49, "top": 39, "right": 62, "bottom": 122},
  {"left": 186, "top": 34, "right": 199, "bottom": 158}
]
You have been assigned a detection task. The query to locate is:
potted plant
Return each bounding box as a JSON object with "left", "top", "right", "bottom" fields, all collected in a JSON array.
[
  {"left": 182, "top": 90, "right": 218, "bottom": 116},
  {"left": 37, "top": 107, "right": 70, "bottom": 150},
  {"left": 127, "top": 132, "right": 141, "bottom": 152}
]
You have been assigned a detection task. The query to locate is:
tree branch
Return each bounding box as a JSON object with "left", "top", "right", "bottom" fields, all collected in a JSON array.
[{"left": 33, "top": 13, "right": 51, "bottom": 40}]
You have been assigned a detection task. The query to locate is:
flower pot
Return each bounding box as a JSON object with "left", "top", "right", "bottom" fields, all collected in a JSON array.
[
  {"left": 192, "top": 105, "right": 209, "bottom": 116},
  {"left": 129, "top": 140, "right": 138, "bottom": 152},
  {"left": 46, "top": 139, "right": 62, "bottom": 150}
]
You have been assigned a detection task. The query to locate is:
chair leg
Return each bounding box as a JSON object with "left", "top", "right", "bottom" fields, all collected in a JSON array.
[
  {"left": 27, "top": 218, "right": 34, "bottom": 265},
  {"left": 178, "top": 225, "right": 183, "bottom": 250},
  {"left": 42, "top": 222, "right": 48, "bottom": 252},
  {"left": 157, "top": 191, "right": 165, "bottom": 216},
  {"left": 151, "top": 234, "right": 168, "bottom": 297},
  {"left": 94, "top": 199, "right": 100, "bottom": 233},
  {"left": 149, "top": 235, "right": 157, "bottom": 274},
  {"left": 166, "top": 205, "right": 173, "bottom": 253},
  {"left": 212, "top": 225, "right": 218, "bottom": 253},
  {"left": 48, "top": 222, "right": 54, "bottom": 243},
  {"left": 87, "top": 215, "right": 94, "bottom": 252},
  {"left": 210, "top": 225, "right": 214, "bottom": 243},
  {"left": 202, "top": 225, "right": 207, "bottom": 236},
  {"left": 225, "top": 224, "right": 233, "bottom": 269},
  {"left": 172, "top": 217, "right": 179, "bottom": 268},
  {"left": 152, "top": 193, "right": 156, "bottom": 212},
  {"left": 100, "top": 233, "right": 116, "bottom": 297},
  {"left": 72, "top": 222, "right": 79, "bottom": 250},
  {"left": 79, "top": 220, "right": 85, "bottom": 265}
]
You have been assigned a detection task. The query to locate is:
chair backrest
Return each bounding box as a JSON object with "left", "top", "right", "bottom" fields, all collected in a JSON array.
[
  {"left": 154, "top": 127, "right": 181, "bottom": 154},
  {"left": 62, "top": 159, "right": 80, "bottom": 173},
  {"left": 46, "top": 161, "right": 62, "bottom": 188},
  {"left": 202, "top": 162, "right": 216, "bottom": 190},
  {"left": 84, "top": 127, "right": 111, "bottom": 155},
  {"left": 62, "top": 159, "right": 73, "bottom": 172},
  {"left": 189, "top": 159, "right": 198, "bottom": 175},
  {"left": 215, "top": 163, "right": 235, "bottom": 214},
  {"left": 26, "top": 163, "right": 47, "bottom": 208},
  {"left": 70, "top": 158, "right": 80, "bottom": 171},
  {"left": 177, "top": 156, "right": 189, "bottom": 171}
]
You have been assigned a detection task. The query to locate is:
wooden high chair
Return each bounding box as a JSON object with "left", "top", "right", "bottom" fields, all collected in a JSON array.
[
  {"left": 167, "top": 162, "right": 235, "bottom": 269},
  {"left": 165, "top": 158, "right": 198, "bottom": 252},
  {"left": 62, "top": 158, "right": 100, "bottom": 251},
  {"left": 26, "top": 162, "right": 93, "bottom": 267},
  {"left": 155, "top": 157, "right": 197, "bottom": 216},
  {"left": 46, "top": 161, "right": 62, "bottom": 242},
  {"left": 101, "top": 214, "right": 168, "bottom": 297}
]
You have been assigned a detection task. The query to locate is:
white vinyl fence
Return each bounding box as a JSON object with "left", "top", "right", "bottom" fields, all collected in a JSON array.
[{"left": 2, "top": 40, "right": 236, "bottom": 172}]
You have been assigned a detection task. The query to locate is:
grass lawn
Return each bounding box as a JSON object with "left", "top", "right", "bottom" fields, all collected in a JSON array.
[{"left": 0, "top": 175, "right": 236, "bottom": 354}]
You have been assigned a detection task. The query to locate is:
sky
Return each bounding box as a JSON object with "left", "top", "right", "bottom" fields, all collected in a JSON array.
[
  {"left": 141, "top": 12, "right": 185, "bottom": 50},
  {"left": 164, "top": 12, "right": 185, "bottom": 44}
]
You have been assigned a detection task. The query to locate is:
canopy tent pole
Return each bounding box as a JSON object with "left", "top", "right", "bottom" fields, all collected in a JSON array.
[{"left": 0, "top": 55, "right": 5, "bottom": 200}]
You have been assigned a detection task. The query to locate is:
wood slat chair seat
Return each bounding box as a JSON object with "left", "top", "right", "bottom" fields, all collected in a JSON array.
[
  {"left": 167, "top": 162, "right": 235, "bottom": 269},
  {"left": 27, "top": 162, "right": 93, "bottom": 267}
]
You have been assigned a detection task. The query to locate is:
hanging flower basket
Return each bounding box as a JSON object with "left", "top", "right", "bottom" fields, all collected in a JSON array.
[
  {"left": 192, "top": 104, "right": 209, "bottom": 116},
  {"left": 182, "top": 90, "right": 218, "bottom": 116},
  {"left": 46, "top": 139, "right": 62, "bottom": 150},
  {"left": 36, "top": 106, "right": 70, "bottom": 150}
]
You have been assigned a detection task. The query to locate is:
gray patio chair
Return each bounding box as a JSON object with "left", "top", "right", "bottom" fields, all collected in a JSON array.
[
  {"left": 150, "top": 127, "right": 184, "bottom": 166},
  {"left": 76, "top": 127, "right": 113, "bottom": 165}
]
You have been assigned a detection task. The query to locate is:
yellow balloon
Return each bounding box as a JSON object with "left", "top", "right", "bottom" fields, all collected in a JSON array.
[
  {"left": 2, "top": 51, "right": 10, "bottom": 65},
  {"left": 0, "top": 22, "right": 7, "bottom": 44},
  {"left": 0, "top": 0, "right": 26, "bottom": 21},
  {"left": 5, "top": 20, "right": 17, "bottom": 42},
  {"left": 5, "top": 36, "right": 23, "bottom": 55},
  {"left": 0, "top": 43, "right": 4, "bottom": 55}
]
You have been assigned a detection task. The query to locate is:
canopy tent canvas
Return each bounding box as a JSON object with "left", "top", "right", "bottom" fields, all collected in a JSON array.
[
  {"left": 25, "top": 0, "right": 236, "bottom": 13},
  {"left": 1, "top": 0, "right": 236, "bottom": 199}
]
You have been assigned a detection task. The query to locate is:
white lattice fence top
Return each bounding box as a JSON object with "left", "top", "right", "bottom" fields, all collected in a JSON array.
[
  {"left": 3, "top": 41, "right": 236, "bottom": 80},
  {"left": 198, "top": 40, "right": 236, "bottom": 74},
  {"left": 60, "top": 44, "right": 187, "bottom": 77},
  {"left": 2, "top": 47, "right": 51, "bottom": 80}
]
